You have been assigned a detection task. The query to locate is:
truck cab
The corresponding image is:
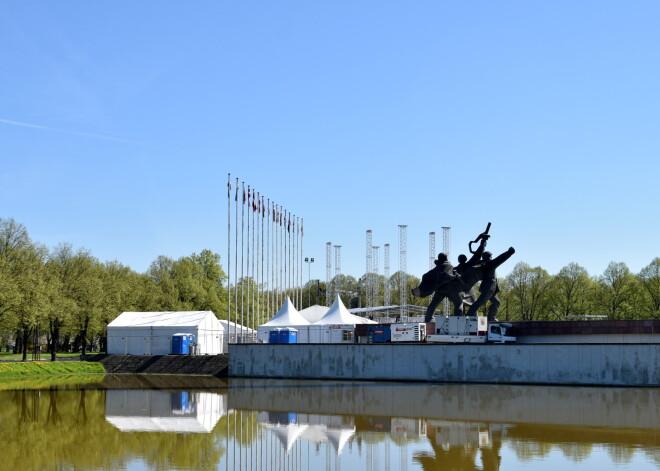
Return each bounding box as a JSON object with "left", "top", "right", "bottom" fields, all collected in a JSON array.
[{"left": 487, "top": 323, "right": 516, "bottom": 343}]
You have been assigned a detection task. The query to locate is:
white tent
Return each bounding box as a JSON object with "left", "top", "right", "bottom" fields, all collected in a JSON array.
[
  {"left": 298, "top": 305, "right": 329, "bottom": 324},
  {"left": 315, "top": 295, "right": 376, "bottom": 326},
  {"left": 311, "top": 296, "right": 376, "bottom": 343},
  {"left": 257, "top": 297, "right": 310, "bottom": 343},
  {"left": 107, "top": 311, "right": 226, "bottom": 355},
  {"left": 219, "top": 319, "right": 257, "bottom": 345}
]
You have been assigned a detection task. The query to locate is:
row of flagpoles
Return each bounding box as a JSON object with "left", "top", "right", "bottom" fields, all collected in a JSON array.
[{"left": 227, "top": 173, "right": 305, "bottom": 341}]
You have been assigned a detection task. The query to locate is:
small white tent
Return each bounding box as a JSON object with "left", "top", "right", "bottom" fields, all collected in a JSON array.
[
  {"left": 257, "top": 297, "right": 310, "bottom": 343},
  {"left": 108, "top": 311, "right": 225, "bottom": 355},
  {"left": 311, "top": 296, "right": 376, "bottom": 343}
]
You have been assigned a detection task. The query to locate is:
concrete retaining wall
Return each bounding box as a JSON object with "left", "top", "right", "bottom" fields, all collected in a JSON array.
[
  {"left": 87, "top": 354, "right": 229, "bottom": 376},
  {"left": 229, "top": 343, "right": 660, "bottom": 386}
]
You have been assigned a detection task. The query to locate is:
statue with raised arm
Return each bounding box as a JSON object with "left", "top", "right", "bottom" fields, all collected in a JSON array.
[
  {"left": 411, "top": 223, "right": 514, "bottom": 322},
  {"left": 463, "top": 247, "right": 516, "bottom": 321},
  {"left": 455, "top": 233, "right": 490, "bottom": 306}
]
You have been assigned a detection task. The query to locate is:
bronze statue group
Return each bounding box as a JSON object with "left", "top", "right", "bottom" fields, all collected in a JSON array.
[{"left": 412, "top": 224, "right": 515, "bottom": 323}]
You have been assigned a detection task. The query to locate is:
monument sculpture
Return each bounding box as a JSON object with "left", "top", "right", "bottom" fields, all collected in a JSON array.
[{"left": 412, "top": 223, "right": 515, "bottom": 322}]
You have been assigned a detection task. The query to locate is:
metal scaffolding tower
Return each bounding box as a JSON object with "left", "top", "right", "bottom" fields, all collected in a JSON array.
[
  {"left": 384, "top": 243, "right": 391, "bottom": 306},
  {"left": 442, "top": 226, "right": 451, "bottom": 316},
  {"left": 366, "top": 230, "right": 373, "bottom": 308},
  {"left": 334, "top": 245, "right": 342, "bottom": 277},
  {"left": 373, "top": 245, "right": 380, "bottom": 306},
  {"left": 429, "top": 232, "right": 436, "bottom": 269},
  {"left": 326, "top": 242, "right": 332, "bottom": 306},
  {"left": 399, "top": 225, "right": 408, "bottom": 317}
]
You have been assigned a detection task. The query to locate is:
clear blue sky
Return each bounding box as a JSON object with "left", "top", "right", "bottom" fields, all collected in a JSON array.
[{"left": 1, "top": 1, "right": 658, "bottom": 283}]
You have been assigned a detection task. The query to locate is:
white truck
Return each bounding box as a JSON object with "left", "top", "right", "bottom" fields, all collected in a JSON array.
[{"left": 426, "top": 315, "right": 516, "bottom": 344}]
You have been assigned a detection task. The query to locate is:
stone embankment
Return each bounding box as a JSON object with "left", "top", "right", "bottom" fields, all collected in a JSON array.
[{"left": 87, "top": 354, "right": 228, "bottom": 377}]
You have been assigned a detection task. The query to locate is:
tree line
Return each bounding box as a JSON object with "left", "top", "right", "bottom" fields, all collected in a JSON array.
[
  {"left": 1, "top": 217, "right": 658, "bottom": 358},
  {"left": 0, "top": 218, "right": 229, "bottom": 360}
]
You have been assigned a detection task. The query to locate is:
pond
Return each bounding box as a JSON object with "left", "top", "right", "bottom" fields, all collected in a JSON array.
[{"left": 1, "top": 374, "right": 659, "bottom": 470}]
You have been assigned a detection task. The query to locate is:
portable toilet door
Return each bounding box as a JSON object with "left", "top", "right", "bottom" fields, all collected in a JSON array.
[
  {"left": 278, "top": 328, "right": 298, "bottom": 344},
  {"left": 269, "top": 329, "right": 281, "bottom": 344},
  {"left": 172, "top": 333, "right": 192, "bottom": 355}
]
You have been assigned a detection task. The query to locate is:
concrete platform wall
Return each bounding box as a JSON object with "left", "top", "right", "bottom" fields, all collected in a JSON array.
[{"left": 229, "top": 343, "right": 660, "bottom": 386}]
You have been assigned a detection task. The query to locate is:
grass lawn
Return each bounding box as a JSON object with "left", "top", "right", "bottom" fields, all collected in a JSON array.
[
  {"left": 0, "top": 352, "right": 103, "bottom": 361},
  {"left": 0, "top": 361, "right": 105, "bottom": 378}
]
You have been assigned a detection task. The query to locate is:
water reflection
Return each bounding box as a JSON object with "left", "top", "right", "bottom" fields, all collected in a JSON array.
[
  {"left": 106, "top": 389, "right": 226, "bottom": 433},
  {"left": 0, "top": 376, "right": 658, "bottom": 470}
]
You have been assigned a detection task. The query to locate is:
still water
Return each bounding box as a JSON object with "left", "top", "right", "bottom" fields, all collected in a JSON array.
[{"left": 1, "top": 374, "right": 659, "bottom": 471}]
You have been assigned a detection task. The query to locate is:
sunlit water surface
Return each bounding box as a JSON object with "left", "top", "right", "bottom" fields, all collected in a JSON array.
[{"left": 1, "top": 374, "right": 659, "bottom": 470}]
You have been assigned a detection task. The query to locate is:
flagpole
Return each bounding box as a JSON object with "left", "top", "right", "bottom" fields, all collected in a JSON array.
[
  {"left": 254, "top": 192, "right": 262, "bottom": 328},
  {"left": 251, "top": 188, "right": 255, "bottom": 341},
  {"left": 255, "top": 191, "right": 260, "bottom": 333},
  {"left": 240, "top": 182, "right": 245, "bottom": 342},
  {"left": 267, "top": 199, "right": 271, "bottom": 318},
  {"left": 261, "top": 195, "right": 265, "bottom": 328},
  {"left": 227, "top": 173, "right": 231, "bottom": 341},
  {"left": 279, "top": 206, "right": 283, "bottom": 306},
  {"left": 300, "top": 218, "right": 302, "bottom": 306},
  {"left": 234, "top": 177, "right": 238, "bottom": 344}
]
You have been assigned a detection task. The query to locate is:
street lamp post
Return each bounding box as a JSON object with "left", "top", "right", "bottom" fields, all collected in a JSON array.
[{"left": 304, "top": 257, "right": 315, "bottom": 307}]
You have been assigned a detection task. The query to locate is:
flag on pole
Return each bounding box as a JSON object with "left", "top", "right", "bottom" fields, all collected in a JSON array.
[
  {"left": 242, "top": 183, "right": 246, "bottom": 204},
  {"left": 227, "top": 176, "right": 231, "bottom": 198}
]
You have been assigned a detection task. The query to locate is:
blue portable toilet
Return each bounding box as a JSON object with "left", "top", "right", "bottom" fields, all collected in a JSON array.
[
  {"left": 171, "top": 333, "right": 194, "bottom": 354},
  {"left": 278, "top": 328, "right": 298, "bottom": 344},
  {"left": 269, "top": 329, "right": 281, "bottom": 344}
]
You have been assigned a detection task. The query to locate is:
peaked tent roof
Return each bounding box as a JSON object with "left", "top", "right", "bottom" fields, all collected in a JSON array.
[
  {"left": 298, "top": 305, "right": 329, "bottom": 324},
  {"left": 108, "top": 311, "right": 219, "bottom": 328},
  {"left": 315, "top": 295, "right": 376, "bottom": 325},
  {"left": 261, "top": 296, "right": 310, "bottom": 326}
]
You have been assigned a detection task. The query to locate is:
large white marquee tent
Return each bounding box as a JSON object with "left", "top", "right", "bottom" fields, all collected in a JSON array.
[{"left": 107, "top": 311, "right": 254, "bottom": 355}]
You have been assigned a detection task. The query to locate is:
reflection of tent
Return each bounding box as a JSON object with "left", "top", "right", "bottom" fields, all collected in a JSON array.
[
  {"left": 298, "top": 305, "right": 329, "bottom": 324},
  {"left": 258, "top": 411, "right": 356, "bottom": 454},
  {"left": 257, "top": 297, "right": 310, "bottom": 342},
  {"left": 315, "top": 296, "right": 376, "bottom": 325},
  {"left": 264, "top": 423, "right": 310, "bottom": 452},
  {"left": 326, "top": 428, "right": 356, "bottom": 455},
  {"left": 108, "top": 311, "right": 226, "bottom": 355},
  {"left": 105, "top": 390, "right": 226, "bottom": 433}
]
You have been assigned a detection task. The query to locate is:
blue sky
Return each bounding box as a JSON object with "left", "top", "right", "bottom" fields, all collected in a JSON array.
[{"left": 1, "top": 1, "right": 658, "bottom": 283}]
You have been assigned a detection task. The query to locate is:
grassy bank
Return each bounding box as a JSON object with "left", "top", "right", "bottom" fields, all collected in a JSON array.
[
  {"left": 0, "top": 352, "right": 102, "bottom": 361},
  {"left": 0, "top": 361, "right": 105, "bottom": 378}
]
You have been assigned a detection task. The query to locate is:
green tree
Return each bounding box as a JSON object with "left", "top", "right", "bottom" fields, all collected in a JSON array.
[
  {"left": 505, "top": 262, "right": 552, "bottom": 321},
  {"left": 638, "top": 258, "right": 660, "bottom": 317},
  {"left": 594, "top": 261, "right": 637, "bottom": 319},
  {"left": 550, "top": 263, "right": 593, "bottom": 319}
]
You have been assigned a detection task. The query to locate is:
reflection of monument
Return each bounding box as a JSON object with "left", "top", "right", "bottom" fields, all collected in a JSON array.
[
  {"left": 258, "top": 412, "right": 356, "bottom": 455},
  {"left": 105, "top": 389, "right": 226, "bottom": 433},
  {"left": 414, "top": 420, "right": 504, "bottom": 471}
]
